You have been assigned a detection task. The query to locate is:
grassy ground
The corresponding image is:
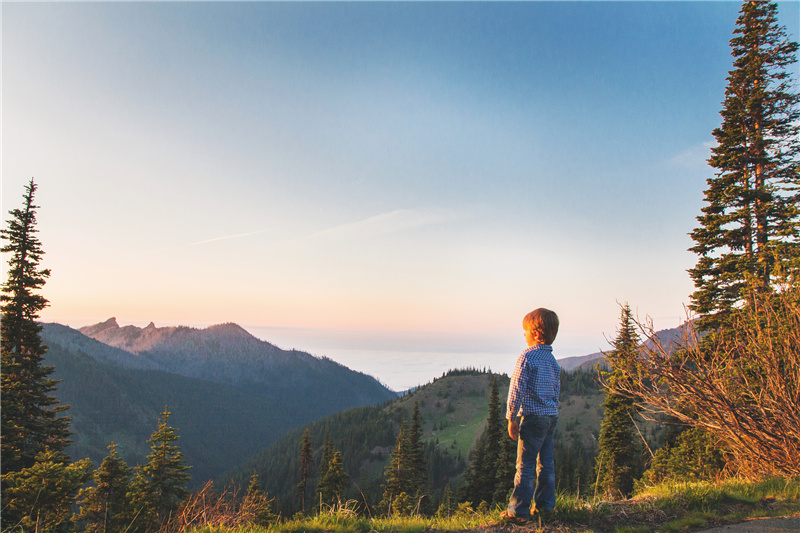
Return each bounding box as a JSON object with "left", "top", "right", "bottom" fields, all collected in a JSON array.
[{"left": 183, "top": 477, "right": 800, "bottom": 533}]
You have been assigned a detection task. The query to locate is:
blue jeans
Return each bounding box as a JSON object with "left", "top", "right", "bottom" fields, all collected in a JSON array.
[{"left": 507, "top": 415, "right": 558, "bottom": 517}]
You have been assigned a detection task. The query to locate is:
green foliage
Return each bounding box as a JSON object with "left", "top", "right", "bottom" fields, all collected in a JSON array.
[
  {"left": 244, "top": 474, "right": 277, "bottom": 527},
  {"left": 380, "top": 408, "right": 427, "bottom": 517},
  {"left": 643, "top": 427, "right": 728, "bottom": 484},
  {"left": 463, "top": 376, "right": 508, "bottom": 507},
  {"left": 74, "top": 443, "right": 137, "bottom": 532},
  {"left": 129, "top": 408, "right": 192, "bottom": 531},
  {"left": 2, "top": 449, "right": 92, "bottom": 533},
  {"left": 297, "top": 428, "right": 313, "bottom": 512},
  {"left": 689, "top": 0, "right": 800, "bottom": 330},
  {"left": 595, "top": 305, "right": 643, "bottom": 500},
  {"left": 1, "top": 179, "right": 71, "bottom": 475},
  {"left": 319, "top": 451, "right": 349, "bottom": 507}
]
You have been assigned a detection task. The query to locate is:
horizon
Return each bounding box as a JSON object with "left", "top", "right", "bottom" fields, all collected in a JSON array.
[
  {"left": 49, "top": 314, "right": 676, "bottom": 391},
  {"left": 4, "top": 1, "right": 799, "bottom": 384}
]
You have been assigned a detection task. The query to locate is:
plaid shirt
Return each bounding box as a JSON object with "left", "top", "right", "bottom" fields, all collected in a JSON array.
[{"left": 506, "top": 344, "right": 560, "bottom": 418}]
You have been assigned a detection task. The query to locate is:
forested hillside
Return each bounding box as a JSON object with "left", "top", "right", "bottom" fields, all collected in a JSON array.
[
  {"left": 41, "top": 322, "right": 396, "bottom": 485},
  {"left": 226, "top": 367, "right": 612, "bottom": 516}
]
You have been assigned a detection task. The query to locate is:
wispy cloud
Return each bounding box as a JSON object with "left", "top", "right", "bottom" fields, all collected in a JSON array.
[
  {"left": 190, "top": 228, "right": 275, "bottom": 246},
  {"left": 671, "top": 141, "right": 716, "bottom": 169},
  {"left": 311, "top": 208, "right": 460, "bottom": 240}
]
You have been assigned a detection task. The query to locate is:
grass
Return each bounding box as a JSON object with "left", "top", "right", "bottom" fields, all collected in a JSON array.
[{"left": 184, "top": 477, "right": 800, "bottom": 533}]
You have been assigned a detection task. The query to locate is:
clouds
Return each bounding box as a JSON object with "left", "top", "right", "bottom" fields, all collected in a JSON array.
[
  {"left": 310, "top": 208, "right": 462, "bottom": 241},
  {"left": 671, "top": 141, "right": 716, "bottom": 171}
]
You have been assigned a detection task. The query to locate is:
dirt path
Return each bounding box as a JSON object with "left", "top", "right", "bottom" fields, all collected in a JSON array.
[{"left": 698, "top": 515, "right": 800, "bottom": 533}]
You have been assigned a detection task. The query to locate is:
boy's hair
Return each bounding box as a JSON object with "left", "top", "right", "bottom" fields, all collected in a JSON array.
[{"left": 523, "top": 308, "right": 559, "bottom": 345}]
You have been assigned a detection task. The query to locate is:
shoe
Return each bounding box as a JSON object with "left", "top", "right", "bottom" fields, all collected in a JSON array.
[{"left": 499, "top": 510, "right": 529, "bottom": 525}]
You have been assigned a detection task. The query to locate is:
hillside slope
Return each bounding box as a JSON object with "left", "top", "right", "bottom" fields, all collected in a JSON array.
[{"left": 226, "top": 367, "right": 608, "bottom": 514}]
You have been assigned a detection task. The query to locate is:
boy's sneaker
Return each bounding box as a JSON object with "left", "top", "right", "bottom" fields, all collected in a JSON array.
[{"left": 499, "top": 510, "right": 529, "bottom": 525}]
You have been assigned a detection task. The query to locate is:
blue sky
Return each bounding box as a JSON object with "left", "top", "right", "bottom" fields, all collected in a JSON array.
[{"left": 3, "top": 2, "right": 799, "bottom": 385}]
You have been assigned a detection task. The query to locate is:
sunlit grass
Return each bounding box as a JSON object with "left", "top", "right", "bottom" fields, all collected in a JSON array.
[{"left": 184, "top": 477, "right": 800, "bottom": 533}]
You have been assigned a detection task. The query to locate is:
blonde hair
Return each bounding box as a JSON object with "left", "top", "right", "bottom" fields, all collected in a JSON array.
[{"left": 523, "top": 308, "right": 559, "bottom": 345}]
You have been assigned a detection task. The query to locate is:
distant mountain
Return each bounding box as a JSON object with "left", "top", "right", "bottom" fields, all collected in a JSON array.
[
  {"left": 41, "top": 320, "right": 396, "bottom": 486},
  {"left": 557, "top": 351, "right": 604, "bottom": 371},
  {"left": 560, "top": 321, "right": 697, "bottom": 373}
]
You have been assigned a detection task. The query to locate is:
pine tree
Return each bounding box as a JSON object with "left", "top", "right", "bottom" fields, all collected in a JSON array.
[
  {"left": 407, "top": 401, "right": 427, "bottom": 498},
  {"left": 316, "top": 430, "right": 334, "bottom": 505},
  {"left": 1, "top": 178, "right": 71, "bottom": 474},
  {"left": 689, "top": 0, "right": 800, "bottom": 330},
  {"left": 297, "top": 427, "right": 313, "bottom": 512},
  {"left": 243, "top": 473, "right": 276, "bottom": 526},
  {"left": 381, "top": 418, "right": 406, "bottom": 514},
  {"left": 464, "top": 376, "right": 506, "bottom": 505},
  {"left": 492, "top": 429, "right": 516, "bottom": 505},
  {"left": 595, "top": 304, "right": 642, "bottom": 500},
  {"left": 317, "top": 451, "right": 349, "bottom": 506},
  {"left": 75, "top": 443, "right": 136, "bottom": 532},
  {"left": 129, "top": 408, "right": 191, "bottom": 531},
  {"left": 2, "top": 449, "right": 92, "bottom": 532}
]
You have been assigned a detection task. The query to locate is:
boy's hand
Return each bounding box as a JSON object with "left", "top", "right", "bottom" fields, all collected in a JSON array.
[{"left": 508, "top": 419, "right": 519, "bottom": 440}]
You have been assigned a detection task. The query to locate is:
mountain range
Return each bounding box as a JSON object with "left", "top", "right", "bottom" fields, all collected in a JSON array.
[
  {"left": 41, "top": 319, "right": 396, "bottom": 485},
  {"left": 41, "top": 317, "right": 690, "bottom": 489}
]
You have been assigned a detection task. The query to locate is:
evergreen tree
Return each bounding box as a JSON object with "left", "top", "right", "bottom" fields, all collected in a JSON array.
[
  {"left": 297, "top": 427, "right": 313, "bottom": 512},
  {"left": 689, "top": 0, "right": 800, "bottom": 330},
  {"left": 243, "top": 473, "right": 277, "bottom": 526},
  {"left": 464, "top": 376, "right": 505, "bottom": 505},
  {"left": 129, "top": 408, "right": 191, "bottom": 531},
  {"left": 1, "top": 178, "right": 71, "bottom": 474},
  {"left": 2, "top": 449, "right": 91, "bottom": 533},
  {"left": 407, "top": 401, "right": 428, "bottom": 498},
  {"left": 380, "top": 418, "right": 408, "bottom": 515},
  {"left": 317, "top": 451, "right": 349, "bottom": 506},
  {"left": 596, "top": 304, "right": 642, "bottom": 500},
  {"left": 75, "top": 443, "right": 136, "bottom": 532},
  {"left": 492, "top": 429, "right": 516, "bottom": 505}
]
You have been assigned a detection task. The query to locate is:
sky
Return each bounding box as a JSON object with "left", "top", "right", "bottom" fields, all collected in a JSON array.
[{"left": 2, "top": 1, "right": 799, "bottom": 390}]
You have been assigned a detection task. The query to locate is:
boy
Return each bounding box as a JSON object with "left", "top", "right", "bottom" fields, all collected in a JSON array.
[{"left": 500, "top": 308, "right": 560, "bottom": 524}]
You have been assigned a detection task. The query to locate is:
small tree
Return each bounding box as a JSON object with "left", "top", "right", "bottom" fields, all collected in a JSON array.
[
  {"left": 75, "top": 443, "right": 136, "bottom": 532},
  {"left": 317, "top": 451, "right": 349, "bottom": 507},
  {"left": 130, "top": 408, "right": 191, "bottom": 530},
  {"left": 407, "top": 401, "right": 428, "bottom": 505},
  {"left": 380, "top": 418, "right": 408, "bottom": 515},
  {"left": 595, "top": 304, "right": 643, "bottom": 500},
  {"left": 464, "top": 376, "right": 506, "bottom": 506},
  {"left": 2, "top": 449, "right": 91, "bottom": 532},
  {"left": 297, "top": 427, "right": 313, "bottom": 512},
  {"left": 243, "top": 473, "right": 277, "bottom": 526}
]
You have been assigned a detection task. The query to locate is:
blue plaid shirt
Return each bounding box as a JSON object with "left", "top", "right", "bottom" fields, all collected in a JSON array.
[{"left": 506, "top": 345, "right": 560, "bottom": 418}]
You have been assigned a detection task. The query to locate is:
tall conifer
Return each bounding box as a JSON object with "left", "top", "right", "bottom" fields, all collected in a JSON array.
[
  {"left": 596, "top": 305, "right": 642, "bottom": 499},
  {"left": 1, "top": 179, "right": 71, "bottom": 474},
  {"left": 380, "top": 418, "right": 408, "bottom": 514},
  {"left": 297, "top": 427, "right": 313, "bottom": 512},
  {"left": 129, "top": 408, "right": 191, "bottom": 530},
  {"left": 317, "top": 451, "right": 349, "bottom": 506},
  {"left": 689, "top": 0, "right": 799, "bottom": 330},
  {"left": 75, "top": 443, "right": 135, "bottom": 532},
  {"left": 407, "top": 402, "right": 427, "bottom": 497}
]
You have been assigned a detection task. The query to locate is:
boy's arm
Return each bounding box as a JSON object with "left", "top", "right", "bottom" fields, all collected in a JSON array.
[
  {"left": 508, "top": 419, "right": 519, "bottom": 440},
  {"left": 506, "top": 355, "right": 525, "bottom": 439}
]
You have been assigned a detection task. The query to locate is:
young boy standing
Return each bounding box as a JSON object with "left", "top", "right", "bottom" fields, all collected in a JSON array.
[{"left": 501, "top": 308, "right": 560, "bottom": 524}]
